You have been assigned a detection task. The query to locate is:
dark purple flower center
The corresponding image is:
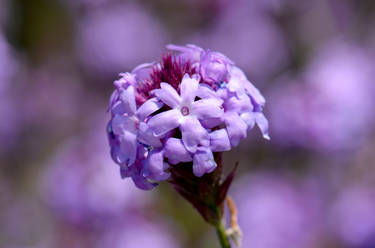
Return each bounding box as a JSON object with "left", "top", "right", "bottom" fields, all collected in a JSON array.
[
  {"left": 135, "top": 53, "right": 198, "bottom": 105},
  {"left": 181, "top": 106, "right": 190, "bottom": 116}
]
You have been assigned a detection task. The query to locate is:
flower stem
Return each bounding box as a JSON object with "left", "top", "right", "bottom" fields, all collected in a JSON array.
[{"left": 216, "top": 220, "right": 231, "bottom": 248}]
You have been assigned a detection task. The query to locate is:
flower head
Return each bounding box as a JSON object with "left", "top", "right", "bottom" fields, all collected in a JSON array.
[{"left": 107, "top": 44, "right": 269, "bottom": 190}]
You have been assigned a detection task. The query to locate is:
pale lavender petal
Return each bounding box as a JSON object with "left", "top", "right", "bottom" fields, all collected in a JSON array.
[
  {"left": 193, "top": 147, "right": 217, "bottom": 177},
  {"left": 119, "top": 85, "right": 136, "bottom": 115},
  {"left": 192, "top": 98, "right": 223, "bottom": 120},
  {"left": 180, "top": 116, "right": 209, "bottom": 153},
  {"left": 143, "top": 149, "right": 170, "bottom": 181},
  {"left": 227, "top": 76, "right": 245, "bottom": 96},
  {"left": 153, "top": 82, "right": 181, "bottom": 108},
  {"left": 132, "top": 62, "right": 155, "bottom": 82},
  {"left": 118, "top": 131, "right": 137, "bottom": 165},
  {"left": 137, "top": 122, "right": 162, "bottom": 147},
  {"left": 224, "top": 112, "right": 248, "bottom": 147},
  {"left": 255, "top": 112, "right": 270, "bottom": 140},
  {"left": 200, "top": 51, "right": 231, "bottom": 83},
  {"left": 110, "top": 100, "right": 125, "bottom": 116},
  {"left": 210, "top": 129, "right": 231, "bottom": 152},
  {"left": 148, "top": 109, "right": 181, "bottom": 137},
  {"left": 132, "top": 62, "right": 155, "bottom": 73},
  {"left": 166, "top": 44, "right": 203, "bottom": 63},
  {"left": 136, "top": 97, "right": 163, "bottom": 121},
  {"left": 244, "top": 80, "right": 266, "bottom": 106},
  {"left": 164, "top": 138, "right": 192, "bottom": 164},
  {"left": 240, "top": 112, "right": 256, "bottom": 129},
  {"left": 197, "top": 84, "right": 218, "bottom": 99},
  {"left": 115, "top": 72, "right": 136, "bottom": 89},
  {"left": 180, "top": 73, "right": 200, "bottom": 104},
  {"left": 108, "top": 90, "right": 120, "bottom": 112},
  {"left": 224, "top": 94, "right": 253, "bottom": 113},
  {"left": 111, "top": 115, "right": 137, "bottom": 135},
  {"left": 199, "top": 117, "right": 223, "bottom": 129}
]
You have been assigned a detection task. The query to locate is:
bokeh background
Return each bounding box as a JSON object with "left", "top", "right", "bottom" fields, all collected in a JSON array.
[{"left": 1, "top": 0, "right": 375, "bottom": 247}]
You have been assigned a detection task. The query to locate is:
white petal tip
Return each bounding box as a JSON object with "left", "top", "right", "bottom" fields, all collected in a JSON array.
[{"left": 263, "top": 134, "right": 271, "bottom": 140}]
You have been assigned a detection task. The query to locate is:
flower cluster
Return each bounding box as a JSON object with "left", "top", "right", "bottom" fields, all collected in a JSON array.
[{"left": 107, "top": 44, "right": 269, "bottom": 190}]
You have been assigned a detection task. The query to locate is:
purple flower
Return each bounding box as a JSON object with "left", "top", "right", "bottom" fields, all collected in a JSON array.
[
  {"left": 148, "top": 74, "right": 222, "bottom": 152},
  {"left": 107, "top": 44, "right": 269, "bottom": 189}
]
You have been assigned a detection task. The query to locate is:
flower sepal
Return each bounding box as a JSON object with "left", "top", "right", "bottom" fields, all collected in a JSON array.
[{"left": 168, "top": 152, "right": 238, "bottom": 226}]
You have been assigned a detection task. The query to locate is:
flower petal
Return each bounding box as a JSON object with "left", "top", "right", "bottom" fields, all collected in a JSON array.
[
  {"left": 110, "top": 100, "right": 125, "bottom": 116},
  {"left": 227, "top": 76, "right": 245, "bottom": 96},
  {"left": 132, "top": 62, "right": 155, "bottom": 82},
  {"left": 166, "top": 44, "right": 203, "bottom": 63},
  {"left": 108, "top": 90, "right": 120, "bottom": 112},
  {"left": 115, "top": 72, "right": 136, "bottom": 89},
  {"left": 148, "top": 109, "right": 181, "bottom": 137},
  {"left": 132, "top": 175, "right": 157, "bottom": 190},
  {"left": 224, "top": 94, "right": 253, "bottom": 113},
  {"left": 244, "top": 80, "right": 266, "bottom": 107},
  {"left": 111, "top": 115, "right": 137, "bottom": 135},
  {"left": 193, "top": 147, "right": 217, "bottom": 177},
  {"left": 180, "top": 116, "right": 209, "bottom": 153},
  {"left": 143, "top": 149, "right": 170, "bottom": 181},
  {"left": 240, "top": 112, "right": 256, "bottom": 129},
  {"left": 164, "top": 138, "right": 192, "bottom": 164},
  {"left": 119, "top": 85, "right": 136, "bottom": 115},
  {"left": 138, "top": 122, "right": 162, "bottom": 148},
  {"left": 210, "top": 129, "right": 231, "bottom": 152},
  {"left": 180, "top": 73, "right": 200, "bottom": 104},
  {"left": 136, "top": 97, "right": 163, "bottom": 121},
  {"left": 199, "top": 117, "right": 223, "bottom": 129},
  {"left": 118, "top": 130, "right": 138, "bottom": 166},
  {"left": 224, "top": 112, "right": 248, "bottom": 147},
  {"left": 255, "top": 112, "right": 270, "bottom": 140},
  {"left": 121, "top": 163, "right": 157, "bottom": 190},
  {"left": 153, "top": 82, "right": 181, "bottom": 108},
  {"left": 192, "top": 98, "right": 223, "bottom": 119},
  {"left": 197, "top": 84, "right": 218, "bottom": 99},
  {"left": 200, "top": 51, "right": 230, "bottom": 83}
]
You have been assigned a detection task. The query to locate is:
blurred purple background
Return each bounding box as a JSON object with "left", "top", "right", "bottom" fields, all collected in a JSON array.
[{"left": 1, "top": 0, "right": 375, "bottom": 247}]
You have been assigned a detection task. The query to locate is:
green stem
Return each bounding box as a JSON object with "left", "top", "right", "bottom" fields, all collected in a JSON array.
[{"left": 216, "top": 220, "right": 231, "bottom": 248}]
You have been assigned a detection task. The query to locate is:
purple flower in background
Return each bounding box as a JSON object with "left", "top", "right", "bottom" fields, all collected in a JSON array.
[
  {"left": 107, "top": 44, "right": 269, "bottom": 190},
  {"left": 269, "top": 41, "right": 375, "bottom": 152},
  {"left": 41, "top": 123, "right": 149, "bottom": 227},
  {"left": 40, "top": 123, "right": 179, "bottom": 248},
  {"left": 189, "top": 0, "right": 288, "bottom": 82},
  {"left": 329, "top": 185, "right": 375, "bottom": 247},
  {"left": 21, "top": 66, "right": 83, "bottom": 130},
  {"left": 76, "top": 3, "right": 167, "bottom": 76},
  {"left": 232, "top": 172, "right": 323, "bottom": 248},
  {"left": 0, "top": 32, "right": 20, "bottom": 153},
  {"left": 97, "top": 216, "right": 178, "bottom": 248}
]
